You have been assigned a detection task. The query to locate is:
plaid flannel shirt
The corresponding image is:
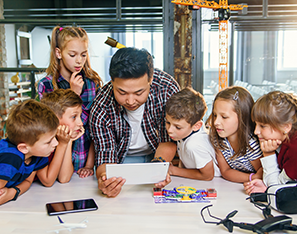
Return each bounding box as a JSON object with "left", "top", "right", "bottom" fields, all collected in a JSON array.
[
  {"left": 37, "top": 74, "right": 97, "bottom": 171},
  {"left": 89, "top": 69, "right": 180, "bottom": 166}
]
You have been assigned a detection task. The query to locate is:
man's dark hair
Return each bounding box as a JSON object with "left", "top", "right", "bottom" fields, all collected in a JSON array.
[{"left": 109, "top": 47, "right": 154, "bottom": 81}]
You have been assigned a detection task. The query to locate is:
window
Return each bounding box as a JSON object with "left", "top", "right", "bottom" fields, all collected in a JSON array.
[
  {"left": 277, "top": 31, "right": 297, "bottom": 70},
  {"left": 125, "top": 32, "right": 163, "bottom": 70}
]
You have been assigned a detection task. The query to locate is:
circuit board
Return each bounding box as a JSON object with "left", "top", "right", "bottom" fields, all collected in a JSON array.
[{"left": 153, "top": 186, "right": 217, "bottom": 203}]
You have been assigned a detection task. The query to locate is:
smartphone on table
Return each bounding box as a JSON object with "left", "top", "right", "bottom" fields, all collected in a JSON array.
[{"left": 46, "top": 198, "right": 98, "bottom": 216}]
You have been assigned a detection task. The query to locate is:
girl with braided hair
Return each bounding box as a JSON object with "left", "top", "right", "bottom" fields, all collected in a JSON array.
[
  {"left": 38, "top": 26, "right": 103, "bottom": 178},
  {"left": 244, "top": 91, "right": 297, "bottom": 194}
]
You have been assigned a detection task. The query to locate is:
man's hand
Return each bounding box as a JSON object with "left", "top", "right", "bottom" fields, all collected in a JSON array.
[
  {"left": 70, "top": 71, "right": 84, "bottom": 96},
  {"left": 260, "top": 139, "right": 281, "bottom": 157},
  {"left": 98, "top": 173, "right": 126, "bottom": 197},
  {"left": 77, "top": 167, "right": 94, "bottom": 178},
  {"left": 243, "top": 179, "right": 267, "bottom": 195},
  {"left": 154, "top": 173, "right": 171, "bottom": 188}
]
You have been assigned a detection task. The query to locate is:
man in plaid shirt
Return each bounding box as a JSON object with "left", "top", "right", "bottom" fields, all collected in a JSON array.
[{"left": 89, "top": 48, "right": 180, "bottom": 197}]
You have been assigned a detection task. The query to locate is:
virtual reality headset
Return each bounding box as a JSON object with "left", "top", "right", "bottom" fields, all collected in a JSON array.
[{"left": 251, "top": 183, "right": 297, "bottom": 214}]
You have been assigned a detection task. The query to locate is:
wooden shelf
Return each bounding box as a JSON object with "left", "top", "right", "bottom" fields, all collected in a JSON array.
[
  {"left": 9, "top": 81, "right": 31, "bottom": 87},
  {"left": 9, "top": 81, "right": 32, "bottom": 105}
]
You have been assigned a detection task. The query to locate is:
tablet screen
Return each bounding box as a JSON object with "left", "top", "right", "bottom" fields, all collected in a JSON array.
[
  {"left": 106, "top": 162, "right": 169, "bottom": 185},
  {"left": 46, "top": 198, "right": 98, "bottom": 216}
]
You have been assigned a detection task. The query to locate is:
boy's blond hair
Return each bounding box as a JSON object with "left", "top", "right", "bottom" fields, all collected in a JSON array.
[
  {"left": 40, "top": 89, "right": 83, "bottom": 118},
  {"left": 6, "top": 99, "right": 59, "bottom": 146},
  {"left": 165, "top": 87, "right": 207, "bottom": 126}
]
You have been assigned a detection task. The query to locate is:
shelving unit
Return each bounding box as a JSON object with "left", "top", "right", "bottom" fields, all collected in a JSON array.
[
  {"left": 9, "top": 81, "right": 31, "bottom": 104},
  {"left": 0, "top": 67, "right": 46, "bottom": 102}
]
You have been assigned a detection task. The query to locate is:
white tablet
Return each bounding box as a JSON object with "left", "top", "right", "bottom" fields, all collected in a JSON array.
[{"left": 106, "top": 162, "right": 169, "bottom": 185}]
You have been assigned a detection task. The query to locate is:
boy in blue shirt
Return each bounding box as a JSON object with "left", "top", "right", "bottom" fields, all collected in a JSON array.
[
  {"left": 0, "top": 100, "right": 62, "bottom": 205},
  {"left": 165, "top": 87, "right": 220, "bottom": 180}
]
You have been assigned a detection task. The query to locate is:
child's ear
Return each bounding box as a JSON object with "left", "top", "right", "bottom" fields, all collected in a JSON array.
[
  {"left": 283, "top": 123, "right": 292, "bottom": 134},
  {"left": 55, "top": 47, "right": 62, "bottom": 60},
  {"left": 17, "top": 143, "right": 29, "bottom": 155},
  {"left": 192, "top": 120, "right": 203, "bottom": 131}
]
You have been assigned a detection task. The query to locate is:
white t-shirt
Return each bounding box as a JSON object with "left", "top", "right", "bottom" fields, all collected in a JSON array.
[
  {"left": 177, "top": 124, "right": 221, "bottom": 176},
  {"left": 125, "top": 104, "right": 153, "bottom": 156}
]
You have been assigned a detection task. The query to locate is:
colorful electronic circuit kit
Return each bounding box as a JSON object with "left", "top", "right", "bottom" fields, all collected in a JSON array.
[{"left": 153, "top": 186, "right": 217, "bottom": 203}]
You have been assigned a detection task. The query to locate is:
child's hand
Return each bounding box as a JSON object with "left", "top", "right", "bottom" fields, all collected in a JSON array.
[
  {"left": 0, "top": 187, "right": 9, "bottom": 204},
  {"left": 243, "top": 179, "right": 267, "bottom": 195},
  {"left": 0, "top": 187, "right": 7, "bottom": 197},
  {"left": 71, "top": 126, "right": 85, "bottom": 141},
  {"left": 70, "top": 71, "right": 84, "bottom": 96},
  {"left": 260, "top": 139, "right": 281, "bottom": 156},
  {"left": 77, "top": 167, "right": 94, "bottom": 178},
  {"left": 56, "top": 125, "right": 72, "bottom": 144},
  {"left": 253, "top": 169, "right": 263, "bottom": 180}
]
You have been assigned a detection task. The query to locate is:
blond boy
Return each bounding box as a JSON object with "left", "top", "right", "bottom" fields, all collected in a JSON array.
[{"left": 41, "top": 89, "right": 93, "bottom": 181}]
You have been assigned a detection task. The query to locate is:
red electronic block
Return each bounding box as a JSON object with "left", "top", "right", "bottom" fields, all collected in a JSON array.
[
  {"left": 207, "top": 188, "right": 217, "bottom": 198},
  {"left": 153, "top": 187, "right": 162, "bottom": 196}
]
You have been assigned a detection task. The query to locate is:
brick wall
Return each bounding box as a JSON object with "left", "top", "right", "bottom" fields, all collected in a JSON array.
[{"left": 0, "top": 0, "right": 9, "bottom": 139}]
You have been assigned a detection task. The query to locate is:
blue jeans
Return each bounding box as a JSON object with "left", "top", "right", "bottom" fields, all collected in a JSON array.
[{"left": 123, "top": 153, "right": 154, "bottom": 164}]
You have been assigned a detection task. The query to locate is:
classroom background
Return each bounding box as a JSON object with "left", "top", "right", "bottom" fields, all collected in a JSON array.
[{"left": 1, "top": 1, "right": 297, "bottom": 137}]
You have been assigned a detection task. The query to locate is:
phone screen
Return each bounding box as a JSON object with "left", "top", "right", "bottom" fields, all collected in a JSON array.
[{"left": 46, "top": 198, "right": 98, "bottom": 216}]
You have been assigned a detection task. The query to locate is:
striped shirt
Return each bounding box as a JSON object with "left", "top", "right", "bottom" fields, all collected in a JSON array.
[
  {"left": 89, "top": 69, "right": 180, "bottom": 166},
  {"left": 37, "top": 74, "right": 98, "bottom": 171},
  {"left": 220, "top": 135, "right": 262, "bottom": 172},
  {"left": 0, "top": 139, "right": 48, "bottom": 187}
]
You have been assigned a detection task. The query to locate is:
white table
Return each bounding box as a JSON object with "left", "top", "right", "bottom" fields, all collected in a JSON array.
[{"left": 1, "top": 174, "right": 296, "bottom": 234}]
